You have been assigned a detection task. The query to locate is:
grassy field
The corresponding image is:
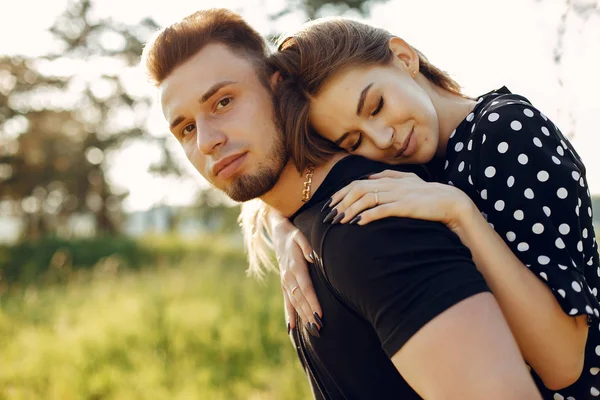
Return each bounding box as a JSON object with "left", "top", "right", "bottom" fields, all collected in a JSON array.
[{"left": 0, "top": 237, "right": 311, "bottom": 400}]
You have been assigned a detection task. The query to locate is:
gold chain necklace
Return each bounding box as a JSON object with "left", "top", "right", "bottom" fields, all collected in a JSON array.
[{"left": 301, "top": 165, "right": 315, "bottom": 202}]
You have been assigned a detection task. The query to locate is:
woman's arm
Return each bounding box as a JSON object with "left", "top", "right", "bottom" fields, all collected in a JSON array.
[{"left": 325, "top": 171, "right": 587, "bottom": 390}]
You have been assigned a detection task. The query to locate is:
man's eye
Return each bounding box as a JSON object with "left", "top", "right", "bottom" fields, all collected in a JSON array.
[
  {"left": 216, "top": 97, "right": 232, "bottom": 110},
  {"left": 371, "top": 96, "right": 384, "bottom": 116},
  {"left": 182, "top": 123, "right": 195, "bottom": 136}
]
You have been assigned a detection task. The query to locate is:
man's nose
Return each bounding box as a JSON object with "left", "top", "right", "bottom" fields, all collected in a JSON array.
[{"left": 196, "top": 121, "right": 227, "bottom": 154}]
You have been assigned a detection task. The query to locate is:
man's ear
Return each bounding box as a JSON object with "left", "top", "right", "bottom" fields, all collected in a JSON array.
[
  {"left": 388, "top": 37, "right": 420, "bottom": 76},
  {"left": 270, "top": 70, "right": 283, "bottom": 89}
]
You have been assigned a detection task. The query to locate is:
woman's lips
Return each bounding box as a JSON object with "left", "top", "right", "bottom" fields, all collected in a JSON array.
[{"left": 394, "top": 127, "right": 415, "bottom": 158}]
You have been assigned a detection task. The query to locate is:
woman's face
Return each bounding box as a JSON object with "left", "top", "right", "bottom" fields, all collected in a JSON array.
[{"left": 309, "top": 58, "right": 440, "bottom": 165}]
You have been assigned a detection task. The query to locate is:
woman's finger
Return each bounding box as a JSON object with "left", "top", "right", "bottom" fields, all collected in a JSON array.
[
  {"left": 294, "top": 264, "right": 323, "bottom": 323},
  {"left": 368, "top": 169, "right": 414, "bottom": 180},
  {"left": 332, "top": 190, "right": 388, "bottom": 223},
  {"left": 292, "top": 229, "right": 314, "bottom": 263},
  {"left": 354, "top": 203, "right": 401, "bottom": 225},
  {"left": 283, "top": 272, "right": 320, "bottom": 335},
  {"left": 283, "top": 287, "right": 298, "bottom": 331}
]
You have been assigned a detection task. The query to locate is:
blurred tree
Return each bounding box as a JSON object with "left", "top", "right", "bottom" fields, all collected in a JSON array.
[{"left": 0, "top": 0, "right": 158, "bottom": 237}]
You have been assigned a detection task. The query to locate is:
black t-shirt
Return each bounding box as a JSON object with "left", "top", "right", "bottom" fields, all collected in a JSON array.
[{"left": 289, "top": 156, "right": 490, "bottom": 399}]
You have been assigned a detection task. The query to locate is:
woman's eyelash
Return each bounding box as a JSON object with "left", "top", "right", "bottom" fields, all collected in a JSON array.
[
  {"left": 371, "top": 97, "right": 384, "bottom": 116},
  {"left": 350, "top": 133, "right": 363, "bottom": 151}
]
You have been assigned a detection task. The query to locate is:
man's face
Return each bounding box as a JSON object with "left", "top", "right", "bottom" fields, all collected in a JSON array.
[{"left": 160, "top": 43, "right": 287, "bottom": 202}]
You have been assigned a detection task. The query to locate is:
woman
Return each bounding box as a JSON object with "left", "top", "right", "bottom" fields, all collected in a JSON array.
[{"left": 240, "top": 17, "right": 600, "bottom": 398}]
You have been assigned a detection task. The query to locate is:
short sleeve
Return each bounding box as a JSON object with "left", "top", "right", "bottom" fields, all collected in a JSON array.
[
  {"left": 320, "top": 217, "right": 490, "bottom": 358},
  {"left": 472, "top": 100, "right": 600, "bottom": 320}
]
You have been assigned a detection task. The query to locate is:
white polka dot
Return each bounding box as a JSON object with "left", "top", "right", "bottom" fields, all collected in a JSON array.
[
  {"left": 533, "top": 137, "right": 542, "bottom": 147},
  {"left": 569, "top": 308, "right": 579, "bottom": 315},
  {"left": 536, "top": 171, "right": 549, "bottom": 182},
  {"left": 552, "top": 156, "right": 561, "bottom": 165},
  {"left": 532, "top": 223, "right": 544, "bottom": 234},
  {"left": 572, "top": 281, "right": 582, "bottom": 292},
  {"left": 559, "top": 224, "right": 570, "bottom": 235},
  {"left": 454, "top": 142, "right": 464, "bottom": 152},
  {"left": 587, "top": 305, "right": 594, "bottom": 314},
  {"left": 510, "top": 120, "right": 522, "bottom": 131},
  {"left": 517, "top": 242, "right": 529, "bottom": 251},
  {"left": 541, "top": 126, "right": 550, "bottom": 136},
  {"left": 558, "top": 289, "right": 566, "bottom": 298},
  {"left": 468, "top": 175, "right": 473, "bottom": 185},
  {"left": 572, "top": 171, "right": 580, "bottom": 181},
  {"left": 559, "top": 264, "right": 568, "bottom": 271},
  {"left": 507, "top": 176, "right": 515, "bottom": 187},
  {"left": 514, "top": 210, "right": 524, "bottom": 220},
  {"left": 444, "top": 160, "right": 449, "bottom": 170},
  {"left": 596, "top": 345, "right": 600, "bottom": 356},
  {"left": 467, "top": 140, "right": 473, "bottom": 151},
  {"left": 484, "top": 166, "right": 496, "bottom": 178},
  {"left": 591, "top": 386, "right": 600, "bottom": 396},
  {"left": 561, "top": 140, "right": 568, "bottom": 149},
  {"left": 581, "top": 178, "right": 586, "bottom": 187},
  {"left": 557, "top": 188, "right": 568, "bottom": 199},
  {"left": 523, "top": 108, "right": 534, "bottom": 117},
  {"left": 576, "top": 206, "right": 580, "bottom": 216},
  {"left": 540, "top": 113, "right": 548, "bottom": 120},
  {"left": 449, "top": 129, "right": 456, "bottom": 138},
  {"left": 538, "top": 255, "right": 550, "bottom": 265},
  {"left": 466, "top": 112, "right": 474, "bottom": 122},
  {"left": 482, "top": 134, "right": 486, "bottom": 144},
  {"left": 491, "top": 101, "right": 499, "bottom": 105},
  {"left": 543, "top": 206, "right": 551, "bottom": 216},
  {"left": 540, "top": 272, "right": 548, "bottom": 281},
  {"left": 524, "top": 189, "right": 534, "bottom": 199},
  {"left": 583, "top": 228, "right": 589, "bottom": 238},
  {"left": 555, "top": 238, "right": 565, "bottom": 249},
  {"left": 506, "top": 231, "right": 516, "bottom": 242},
  {"left": 495, "top": 200, "right": 505, "bottom": 211},
  {"left": 589, "top": 207, "right": 593, "bottom": 217},
  {"left": 488, "top": 113, "right": 499, "bottom": 122},
  {"left": 578, "top": 241, "right": 583, "bottom": 252},
  {"left": 457, "top": 162, "right": 465, "bottom": 172},
  {"left": 518, "top": 154, "right": 528, "bottom": 165},
  {"left": 591, "top": 367, "right": 600, "bottom": 376},
  {"left": 578, "top": 198, "right": 582, "bottom": 207},
  {"left": 497, "top": 142, "right": 509, "bottom": 153},
  {"left": 557, "top": 146, "right": 565, "bottom": 156},
  {"left": 471, "top": 124, "right": 476, "bottom": 133}
]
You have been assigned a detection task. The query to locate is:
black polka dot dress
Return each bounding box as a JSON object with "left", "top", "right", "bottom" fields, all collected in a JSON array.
[{"left": 440, "top": 87, "right": 600, "bottom": 399}]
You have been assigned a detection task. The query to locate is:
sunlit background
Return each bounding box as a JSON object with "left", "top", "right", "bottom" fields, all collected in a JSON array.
[{"left": 0, "top": 0, "right": 599, "bottom": 398}]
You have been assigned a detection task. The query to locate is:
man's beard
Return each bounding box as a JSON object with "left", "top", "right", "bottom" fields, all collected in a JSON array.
[{"left": 224, "top": 134, "right": 289, "bottom": 202}]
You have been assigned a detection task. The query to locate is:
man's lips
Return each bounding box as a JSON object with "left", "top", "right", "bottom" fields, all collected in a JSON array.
[
  {"left": 394, "top": 127, "right": 414, "bottom": 158},
  {"left": 212, "top": 152, "right": 248, "bottom": 178}
]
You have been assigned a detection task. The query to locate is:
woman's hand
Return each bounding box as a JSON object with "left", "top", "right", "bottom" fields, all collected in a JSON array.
[
  {"left": 269, "top": 213, "right": 323, "bottom": 337},
  {"left": 324, "top": 170, "right": 473, "bottom": 231}
]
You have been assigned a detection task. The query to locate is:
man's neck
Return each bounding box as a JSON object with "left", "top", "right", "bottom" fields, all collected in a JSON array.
[{"left": 260, "top": 153, "right": 347, "bottom": 217}]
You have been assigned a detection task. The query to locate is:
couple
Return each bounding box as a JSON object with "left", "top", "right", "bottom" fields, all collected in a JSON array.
[{"left": 142, "top": 8, "right": 600, "bottom": 399}]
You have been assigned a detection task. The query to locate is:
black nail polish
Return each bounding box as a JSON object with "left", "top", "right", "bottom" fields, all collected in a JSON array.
[
  {"left": 287, "top": 322, "right": 290, "bottom": 335},
  {"left": 309, "top": 252, "right": 315, "bottom": 261},
  {"left": 323, "top": 208, "right": 338, "bottom": 224},
  {"left": 349, "top": 215, "right": 361, "bottom": 225},
  {"left": 331, "top": 212, "right": 345, "bottom": 224},
  {"left": 313, "top": 312, "right": 324, "bottom": 329},
  {"left": 311, "top": 323, "right": 321, "bottom": 338},
  {"left": 321, "top": 198, "right": 332, "bottom": 212}
]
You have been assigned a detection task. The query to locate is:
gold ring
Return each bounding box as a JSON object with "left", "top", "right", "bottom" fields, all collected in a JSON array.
[
  {"left": 291, "top": 286, "right": 299, "bottom": 295},
  {"left": 374, "top": 189, "right": 379, "bottom": 206}
]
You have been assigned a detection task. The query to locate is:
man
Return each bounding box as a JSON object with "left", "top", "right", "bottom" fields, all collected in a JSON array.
[{"left": 142, "top": 9, "right": 540, "bottom": 399}]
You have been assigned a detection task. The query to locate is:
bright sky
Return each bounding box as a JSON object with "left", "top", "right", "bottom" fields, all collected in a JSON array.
[{"left": 2, "top": 0, "right": 599, "bottom": 211}]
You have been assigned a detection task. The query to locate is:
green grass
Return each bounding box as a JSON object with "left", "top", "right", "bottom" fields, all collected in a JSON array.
[{"left": 0, "top": 238, "right": 311, "bottom": 400}]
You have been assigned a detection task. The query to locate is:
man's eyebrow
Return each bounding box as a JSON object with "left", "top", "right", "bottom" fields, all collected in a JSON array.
[
  {"left": 169, "top": 80, "right": 237, "bottom": 130},
  {"left": 200, "top": 80, "right": 237, "bottom": 103},
  {"left": 356, "top": 82, "right": 373, "bottom": 116}
]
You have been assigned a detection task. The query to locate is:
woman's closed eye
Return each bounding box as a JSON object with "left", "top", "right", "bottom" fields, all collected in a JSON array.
[
  {"left": 371, "top": 96, "right": 384, "bottom": 116},
  {"left": 349, "top": 132, "right": 363, "bottom": 152}
]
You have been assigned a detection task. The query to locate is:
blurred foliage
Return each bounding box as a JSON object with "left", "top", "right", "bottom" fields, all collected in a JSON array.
[
  {"left": 0, "top": 243, "right": 309, "bottom": 400},
  {"left": 0, "top": 234, "right": 245, "bottom": 290}
]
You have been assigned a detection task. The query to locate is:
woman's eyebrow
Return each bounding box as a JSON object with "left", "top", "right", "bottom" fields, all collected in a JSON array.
[{"left": 356, "top": 83, "right": 373, "bottom": 115}]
